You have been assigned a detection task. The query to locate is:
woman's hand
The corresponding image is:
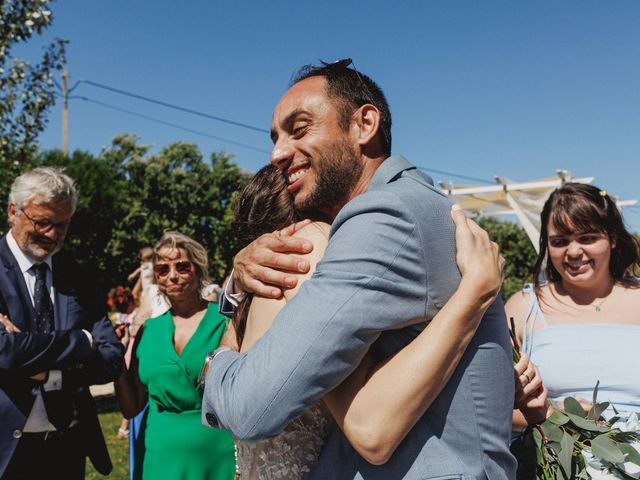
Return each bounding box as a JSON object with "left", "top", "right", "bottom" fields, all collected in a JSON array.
[
  {"left": 0, "top": 313, "right": 21, "bottom": 333},
  {"left": 514, "top": 353, "right": 551, "bottom": 424},
  {"left": 450, "top": 204, "right": 504, "bottom": 303}
]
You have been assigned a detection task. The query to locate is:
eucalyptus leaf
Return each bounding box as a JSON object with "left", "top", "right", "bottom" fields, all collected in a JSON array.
[
  {"left": 541, "top": 423, "right": 564, "bottom": 442},
  {"left": 566, "top": 412, "right": 610, "bottom": 432},
  {"left": 558, "top": 431, "right": 574, "bottom": 479},
  {"left": 547, "top": 410, "right": 570, "bottom": 426},
  {"left": 533, "top": 427, "right": 543, "bottom": 448},
  {"left": 564, "top": 397, "right": 587, "bottom": 418},
  {"left": 619, "top": 442, "right": 640, "bottom": 465},
  {"left": 592, "top": 380, "right": 601, "bottom": 405},
  {"left": 591, "top": 434, "right": 625, "bottom": 464}
]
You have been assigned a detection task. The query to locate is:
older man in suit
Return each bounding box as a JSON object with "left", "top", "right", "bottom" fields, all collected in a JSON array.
[
  {"left": 0, "top": 167, "right": 123, "bottom": 479},
  {"left": 202, "top": 61, "right": 516, "bottom": 479}
]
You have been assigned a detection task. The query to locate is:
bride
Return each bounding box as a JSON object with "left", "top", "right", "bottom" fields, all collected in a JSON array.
[{"left": 227, "top": 165, "right": 506, "bottom": 479}]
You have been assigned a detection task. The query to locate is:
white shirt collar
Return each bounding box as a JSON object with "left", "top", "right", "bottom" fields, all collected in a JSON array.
[{"left": 6, "top": 229, "right": 53, "bottom": 274}]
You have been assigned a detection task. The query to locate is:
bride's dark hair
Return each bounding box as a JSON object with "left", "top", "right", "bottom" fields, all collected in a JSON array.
[{"left": 232, "top": 165, "right": 300, "bottom": 347}]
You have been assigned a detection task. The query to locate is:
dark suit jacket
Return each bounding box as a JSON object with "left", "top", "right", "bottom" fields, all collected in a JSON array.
[{"left": 0, "top": 234, "right": 124, "bottom": 476}]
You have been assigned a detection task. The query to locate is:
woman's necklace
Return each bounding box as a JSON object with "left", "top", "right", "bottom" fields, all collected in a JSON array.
[{"left": 554, "top": 283, "right": 613, "bottom": 313}]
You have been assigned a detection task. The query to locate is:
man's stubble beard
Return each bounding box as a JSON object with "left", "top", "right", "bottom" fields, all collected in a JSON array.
[{"left": 296, "top": 139, "right": 363, "bottom": 215}]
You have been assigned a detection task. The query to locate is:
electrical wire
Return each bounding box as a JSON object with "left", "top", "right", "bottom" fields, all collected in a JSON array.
[
  {"left": 69, "top": 95, "right": 271, "bottom": 154},
  {"left": 77, "top": 79, "right": 270, "bottom": 134}
]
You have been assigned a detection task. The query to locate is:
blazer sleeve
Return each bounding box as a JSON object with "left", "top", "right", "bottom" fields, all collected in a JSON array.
[{"left": 203, "top": 191, "right": 430, "bottom": 440}]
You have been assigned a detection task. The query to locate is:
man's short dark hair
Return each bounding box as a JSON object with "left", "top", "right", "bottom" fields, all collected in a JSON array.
[{"left": 292, "top": 60, "right": 392, "bottom": 157}]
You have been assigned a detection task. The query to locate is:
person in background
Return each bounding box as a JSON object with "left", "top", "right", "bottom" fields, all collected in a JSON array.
[
  {"left": 116, "top": 231, "right": 235, "bottom": 480},
  {"left": 106, "top": 286, "right": 137, "bottom": 440},
  {"left": 508, "top": 183, "right": 640, "bottom": 432},
  {"left": 128, "top": 247, "right": 154, "bottom": 302},
  {"left": 0, "top": 167, "right": 123, "bottom": 479}
]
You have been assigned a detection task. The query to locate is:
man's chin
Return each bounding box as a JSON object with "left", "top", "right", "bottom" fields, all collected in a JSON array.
[{"left": 25, "top": 244, "right": 60, "bottom": 262}]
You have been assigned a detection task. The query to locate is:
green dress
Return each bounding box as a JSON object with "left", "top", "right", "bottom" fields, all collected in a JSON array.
[{"left": 136, "top": 302, "right": 236, "bottom": 480}]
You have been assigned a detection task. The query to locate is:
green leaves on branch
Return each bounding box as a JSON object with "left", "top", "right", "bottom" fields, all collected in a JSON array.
[{"left": 513, "top": 386, "right": 640, "bottom": 479}]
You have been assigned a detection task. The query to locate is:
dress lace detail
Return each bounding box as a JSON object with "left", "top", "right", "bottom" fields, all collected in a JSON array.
[{"left": 235, "top": 403, "right": 334, "bottom": 479}]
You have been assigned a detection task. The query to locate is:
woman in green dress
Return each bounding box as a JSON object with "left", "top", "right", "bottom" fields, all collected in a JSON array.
[{"left": 116, "top": 231, "right": 235, "bottom": 479}]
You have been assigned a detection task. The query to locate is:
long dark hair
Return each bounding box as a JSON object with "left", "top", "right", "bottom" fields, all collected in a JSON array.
[
  {"left": 232, "top": 165, "right": 300, "bottom": 347},
  {"left": 533, "top": 182, "right": 640, "bottom": 286}
]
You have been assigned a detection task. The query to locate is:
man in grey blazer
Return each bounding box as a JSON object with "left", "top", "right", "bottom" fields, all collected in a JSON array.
[{"left": 202, "top": 61, "right": 516, "bottom": 479}]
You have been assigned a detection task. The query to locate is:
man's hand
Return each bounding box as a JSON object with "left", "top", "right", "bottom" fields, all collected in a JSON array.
[
  {"left": 451, "top": 204, "right": 504, "bottom": 302},
  {"left": 233, "top": 219, "right": 314, "bottom": 298},
  {"left": 1, "top": 314, "right": 48, "bottom": 381},
  {"left": 0, "top": 313, "right": 21, "bottom": 333}
]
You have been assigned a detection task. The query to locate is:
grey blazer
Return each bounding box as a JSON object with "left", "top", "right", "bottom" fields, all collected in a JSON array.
[{"left": 204, "top": 155, "right": 516, "bottom": 479}]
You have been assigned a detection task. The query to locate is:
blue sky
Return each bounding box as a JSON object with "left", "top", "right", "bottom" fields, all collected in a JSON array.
[{"left": 17, "top": 0, "right": 640, "bottom": 230}]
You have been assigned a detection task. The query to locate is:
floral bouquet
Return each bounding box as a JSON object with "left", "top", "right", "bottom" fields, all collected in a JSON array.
[{"left": 509, "top": 320, "right": 640, "bottom": 479}]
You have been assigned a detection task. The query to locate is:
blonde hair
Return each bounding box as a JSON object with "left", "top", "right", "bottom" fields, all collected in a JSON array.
[{"left": 153, "top": 231, "right": 211, "bottom": 293}]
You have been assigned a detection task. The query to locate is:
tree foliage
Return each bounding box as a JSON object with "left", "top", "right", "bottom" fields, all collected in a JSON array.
[
  {"left": 0, "top": 0, "right": 66, "bottom": 220},
  {"left": 38, "top": 135, "right": 250, "bottom": 294},
  {"left": 478, "top": 217, "right": 538, "bottom": 300}
]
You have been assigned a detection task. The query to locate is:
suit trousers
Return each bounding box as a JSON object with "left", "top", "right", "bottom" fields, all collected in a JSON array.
[{"left": 2, "top": 426, "right": 85, "bottom": 480}]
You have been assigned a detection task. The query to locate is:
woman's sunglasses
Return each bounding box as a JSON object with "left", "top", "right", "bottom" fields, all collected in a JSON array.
[{"left": 153, "top": 261, "right": 193, "bottom": 277}]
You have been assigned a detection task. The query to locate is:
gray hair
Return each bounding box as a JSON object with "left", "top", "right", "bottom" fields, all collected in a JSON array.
[
  {"left": 153, "top": 231, "right": 211, "bottom": 294},
  {"left": 9, "top": 167, "right": 77, "bottom": 213}
]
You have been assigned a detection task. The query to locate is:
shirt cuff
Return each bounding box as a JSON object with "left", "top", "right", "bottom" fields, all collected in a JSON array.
[
  {"left": 43, "top": 370, "right": 62, "bottom": 392},
  {"left": 82, "top": 329, "right": 95, "bottom": 349},
  {"left": 223, "top": 270, "right": 246, "bottom": 307}
]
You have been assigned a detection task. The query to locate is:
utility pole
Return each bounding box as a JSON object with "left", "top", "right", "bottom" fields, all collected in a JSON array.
[{"left": 62, "top": 69, "right": 68, "bottom": 155}]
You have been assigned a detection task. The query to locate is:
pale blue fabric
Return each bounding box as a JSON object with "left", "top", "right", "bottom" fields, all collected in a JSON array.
[
  {"left": 204, "top": 156, "right": 516, "bottom": 479},
  {"left": 522, "top": 284, "right": 640, "bottom": 419}
]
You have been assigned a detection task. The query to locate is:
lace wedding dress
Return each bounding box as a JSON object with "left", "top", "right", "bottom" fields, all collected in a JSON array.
[{"left": 235, "top": 403, "right": 334, "bottom": 479}]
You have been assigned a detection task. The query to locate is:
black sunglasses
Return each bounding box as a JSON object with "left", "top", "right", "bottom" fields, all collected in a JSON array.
[{"left": 153, "top": 261, "right": 193, "bottom": 277}]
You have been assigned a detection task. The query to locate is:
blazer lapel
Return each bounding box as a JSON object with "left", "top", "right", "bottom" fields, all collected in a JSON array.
[
  {"left": 0, "top": 235, "right": 35, "bottom": 330},
  {"left": 52, "top": 255, "right": 69, "bottom": 330}
]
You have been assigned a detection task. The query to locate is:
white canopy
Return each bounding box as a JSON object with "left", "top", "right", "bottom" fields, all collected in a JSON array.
[{"left": 439, "top": 170, "right": 638, "bottom": 252}]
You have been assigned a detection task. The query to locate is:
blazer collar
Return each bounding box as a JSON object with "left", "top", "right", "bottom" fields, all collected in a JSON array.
[{"left": 368, "top": 155, "right": 417, "bottom": 190}]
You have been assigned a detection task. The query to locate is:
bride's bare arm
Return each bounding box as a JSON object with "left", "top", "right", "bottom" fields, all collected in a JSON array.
[{"left": 323, "top": 205, "right": 505, "bottom": 465}]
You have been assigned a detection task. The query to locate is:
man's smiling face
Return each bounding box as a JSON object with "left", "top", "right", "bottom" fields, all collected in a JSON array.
[{"left": 269, "top": 76, "right": 363, "bottom": 218}]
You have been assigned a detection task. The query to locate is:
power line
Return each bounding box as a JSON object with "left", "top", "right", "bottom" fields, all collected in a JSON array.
[
  {"left": 69, "top": 95, "right": 271, "bottom": 154},
  {"left": 77, "top": 79, "right": 270, "bottom": 134},
  {"left": 416, "top": 166, "right": 493, "bottom": 184}
]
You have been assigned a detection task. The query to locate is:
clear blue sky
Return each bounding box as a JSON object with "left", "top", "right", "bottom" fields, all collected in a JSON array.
[{"left": 18, "top": 0, "right": 640, "bottom": 230}]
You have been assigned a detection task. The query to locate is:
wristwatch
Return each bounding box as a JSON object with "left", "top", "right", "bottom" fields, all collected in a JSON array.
[{"left": 198, "top": 346, "right": 232, "bottom": 391}]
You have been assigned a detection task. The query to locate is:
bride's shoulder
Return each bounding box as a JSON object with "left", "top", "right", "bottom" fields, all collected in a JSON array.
[{"left": 292, "top": 221, "right": 330, "bottom": 243}]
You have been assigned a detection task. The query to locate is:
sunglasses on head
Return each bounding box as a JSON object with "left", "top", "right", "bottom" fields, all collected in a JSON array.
[{"left": 153, "top": 261, "right": 193, "bottom": 277}]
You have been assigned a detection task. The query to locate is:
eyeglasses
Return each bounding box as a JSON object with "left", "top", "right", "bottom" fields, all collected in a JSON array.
[
  {"left": 20, "top": 210, "right": 70, "bottom": 233},
  {"left": 153, "top": 261, "right": 193, "bottom": 277},
  {"left": 327, "top": 58, "right": 391, "bottom": 149}
]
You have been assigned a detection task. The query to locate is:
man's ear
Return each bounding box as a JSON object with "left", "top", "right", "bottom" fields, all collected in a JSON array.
[
  {"left": 7, "top": 203, "right": 16, "bottom": 227},
  {"left": 351, "top": 104, "right": 381, "bottom": 147}
]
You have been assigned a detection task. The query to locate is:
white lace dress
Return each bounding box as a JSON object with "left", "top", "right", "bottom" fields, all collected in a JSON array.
[{"left": 235, "top": 403, "right": 334, "bottom": 479}]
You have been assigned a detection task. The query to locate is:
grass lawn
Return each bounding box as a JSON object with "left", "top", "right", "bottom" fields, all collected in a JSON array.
[{"left": 86, "top": 394, "right": 130, "bottom": 480}]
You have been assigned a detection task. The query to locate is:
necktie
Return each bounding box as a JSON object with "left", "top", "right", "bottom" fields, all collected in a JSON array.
[
  {"left": 32, "top": 263, "right": 54, "bottom": 334},
  {"left": 32, "top": 263, "right": 74, "bottom": 431}
]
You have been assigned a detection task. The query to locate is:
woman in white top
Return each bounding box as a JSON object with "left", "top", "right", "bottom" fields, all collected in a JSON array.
[{"left": 507, "top": 183, "right": 640, "bottom": 429}]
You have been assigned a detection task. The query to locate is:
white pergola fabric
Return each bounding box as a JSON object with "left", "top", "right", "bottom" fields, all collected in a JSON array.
[{"left": 439, "top": 172, "right": 637, "bottom": 252}]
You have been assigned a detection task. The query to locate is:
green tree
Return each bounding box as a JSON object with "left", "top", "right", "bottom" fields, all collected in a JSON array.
[
  {"left": 0, "top": 0, "right": 66, "bottom": 229},
  {"left": 478, "top": 217, "right": 538, "bottom": 301},
  {"left": 39, "top": 135, "right": 251, "bottom": 294}
]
